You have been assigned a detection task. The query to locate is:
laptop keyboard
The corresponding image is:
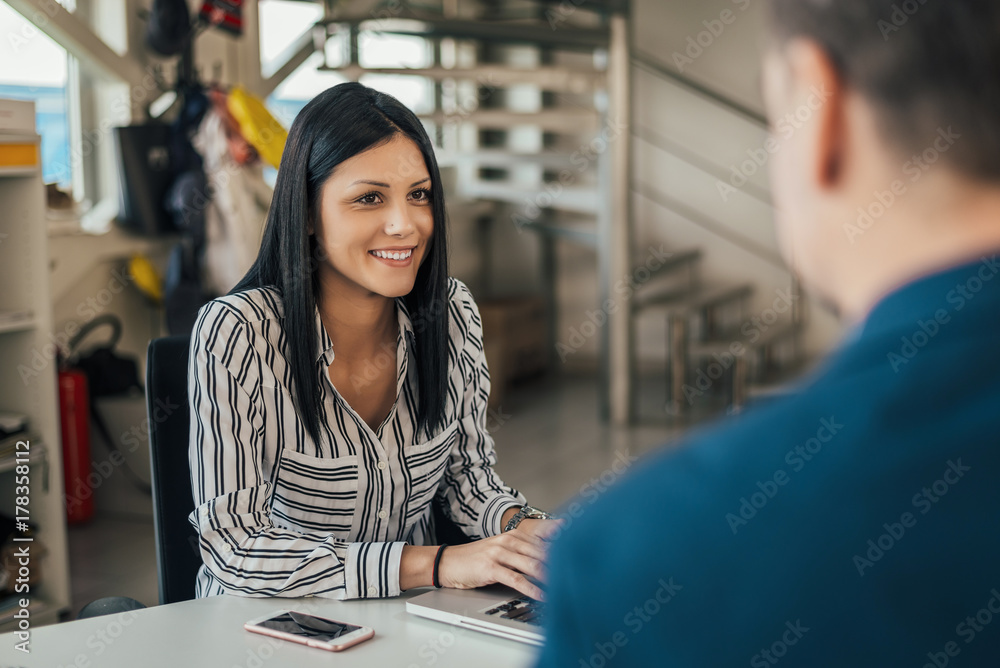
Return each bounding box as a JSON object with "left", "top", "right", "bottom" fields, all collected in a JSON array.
[{"left": 484, "top": 596, "right": 545, "bottom": 626}]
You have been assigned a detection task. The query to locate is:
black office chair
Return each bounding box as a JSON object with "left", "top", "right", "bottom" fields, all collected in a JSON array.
[{"left": 146, "top": 335, "right": 202, "bottom": 605}]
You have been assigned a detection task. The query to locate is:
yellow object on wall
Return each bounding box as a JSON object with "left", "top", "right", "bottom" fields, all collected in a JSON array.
[
  {"left": 128, "top": 254, "right": 163, "bottom": 304},
  {"left": 227, "top": 86, "right": 288, "bottom": 170}
]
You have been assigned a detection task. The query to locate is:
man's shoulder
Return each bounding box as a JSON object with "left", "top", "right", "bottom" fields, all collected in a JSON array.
[{"left": 556, "top": 387, "right": 852, "bottom": 557}]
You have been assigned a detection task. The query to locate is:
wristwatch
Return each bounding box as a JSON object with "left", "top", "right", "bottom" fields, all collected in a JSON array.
[{"left": 503, "top": 505, "right": 554, "bottom": 533}]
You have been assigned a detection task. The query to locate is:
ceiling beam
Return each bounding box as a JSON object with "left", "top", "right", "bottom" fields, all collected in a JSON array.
[{"left": 259, "top": 27, "right": 318, "bottom": 99}]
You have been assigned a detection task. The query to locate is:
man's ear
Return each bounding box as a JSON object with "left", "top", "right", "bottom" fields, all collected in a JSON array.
[{"left": 786, "top": 39, "right": 846, "bottom": 189}]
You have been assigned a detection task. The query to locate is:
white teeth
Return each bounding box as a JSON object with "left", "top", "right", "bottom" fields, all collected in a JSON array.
[{"left": 372, "top": 249, "right": 412, "bottom": 260}]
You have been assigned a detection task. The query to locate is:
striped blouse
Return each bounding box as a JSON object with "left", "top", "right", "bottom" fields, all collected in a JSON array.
[{"left": 186, "top": 277, "right": 526, "bottom": 600}]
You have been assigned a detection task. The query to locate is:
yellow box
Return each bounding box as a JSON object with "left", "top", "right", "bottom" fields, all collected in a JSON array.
[{"left": 0, "top": 142, "right": 39, "bottom": 168}]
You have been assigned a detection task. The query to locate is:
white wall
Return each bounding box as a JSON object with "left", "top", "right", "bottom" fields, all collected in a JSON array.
[
  {"left": 625, "top": 0, "right": 843, "bottom": 364},
  {"left": 633, "top": 0, "right": 768, "bottom": 117}
]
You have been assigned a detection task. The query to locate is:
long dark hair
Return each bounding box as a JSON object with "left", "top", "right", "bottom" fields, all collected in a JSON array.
[{"left": 231, "top": 82, "right": 449, "bottom": 443}]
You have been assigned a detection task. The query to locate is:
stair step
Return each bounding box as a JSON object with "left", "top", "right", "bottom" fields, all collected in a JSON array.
[
  {"left": 632, "top": 283, "right": 754, "bottom": 314},
  {"left": 466, "top": 182, "right": 598, "bottom": 214},
  {"left": 636, "top": 248, "right": 701, "bottom": 282},
  {"left": 517, "top": 218, "right": 598, "bottom": 246},
  {"left": 688, "top": 321, "right": 800, "bottom": 357}
]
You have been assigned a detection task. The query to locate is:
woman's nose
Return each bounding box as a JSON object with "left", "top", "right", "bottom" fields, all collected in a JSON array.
[{"left": 384, "top": 202, "right": 416, "bottom": 236}]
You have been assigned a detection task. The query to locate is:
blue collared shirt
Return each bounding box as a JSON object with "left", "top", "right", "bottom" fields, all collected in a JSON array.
[{"left": 538, "top": 255, "right": 1000, "bottom": 666}]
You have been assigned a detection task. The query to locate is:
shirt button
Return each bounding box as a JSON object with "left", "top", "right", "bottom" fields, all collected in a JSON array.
[
  {"left": 367, "top": 586, "right": 378, "bottom": 597},
  {"left": 378, "top": 509, "right": 388, "bottom": 520},
  {"left": 222, "top": 543, "right": 232, "bottom": 554},
  {"left": 377, "top": 460, "right": 387, "bottom": 470},
  {"left": 200, "top": 507, "right": 208, "bottom": 517}
]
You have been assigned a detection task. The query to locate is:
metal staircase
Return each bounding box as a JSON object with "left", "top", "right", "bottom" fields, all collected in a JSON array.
[{"left": 307, "top": 0, "right": 809, "bottom": 425}]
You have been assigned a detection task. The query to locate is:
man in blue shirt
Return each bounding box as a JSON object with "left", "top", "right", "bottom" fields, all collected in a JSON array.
[{"left": 538, "top": 1, "right": 1000, "bottom": 665}]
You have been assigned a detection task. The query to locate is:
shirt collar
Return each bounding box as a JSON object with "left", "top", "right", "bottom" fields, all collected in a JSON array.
[
  {"left": 856, "top": 253, "right": 1000, "bottom": 342},
  {"left": 314, "top": 297, "right": 415, "bottom": 365}
]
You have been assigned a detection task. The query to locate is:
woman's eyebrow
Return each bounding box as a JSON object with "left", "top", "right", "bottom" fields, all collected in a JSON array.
[
  {"left": 348, "top": 177, "right": 431, "bottom": 188},
  {"left": 350, "top": 179, "right": 390, "bottom": 188}
]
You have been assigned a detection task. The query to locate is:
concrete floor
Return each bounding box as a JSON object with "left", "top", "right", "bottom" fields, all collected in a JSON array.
[{"left": 65, "top": 373, "right": 689, "bottom": 620}]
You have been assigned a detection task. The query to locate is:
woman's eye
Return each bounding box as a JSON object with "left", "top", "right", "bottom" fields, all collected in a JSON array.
[
  {"left": 357, "top": 192, "right": 382, "bottom": 205},
  {"left": 410, "top": 188, "right": 431, "bottom": 202}
]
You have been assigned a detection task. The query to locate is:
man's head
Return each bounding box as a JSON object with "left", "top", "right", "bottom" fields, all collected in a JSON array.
[{"left": 763, "top": 0, "right": 1000, "bottom": 318}]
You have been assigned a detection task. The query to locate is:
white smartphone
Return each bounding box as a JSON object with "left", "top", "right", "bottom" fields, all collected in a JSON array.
[{"left": 244, "top": 610, "right": 374, "bottom": 651}]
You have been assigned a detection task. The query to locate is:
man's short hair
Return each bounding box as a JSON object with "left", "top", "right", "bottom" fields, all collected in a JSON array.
[{"left": 767, "top": 0, "right": 1000, "bottom": 182}]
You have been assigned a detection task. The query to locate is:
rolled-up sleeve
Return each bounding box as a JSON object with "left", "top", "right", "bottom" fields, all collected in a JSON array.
[
  {"left": 436, "top": 281, "right": 527, "bottom": 540},
  {"left": 188, "top": 301, "right": 404, "bottom": 599}
]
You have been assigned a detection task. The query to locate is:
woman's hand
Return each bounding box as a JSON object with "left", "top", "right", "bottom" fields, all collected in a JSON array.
[
  {"left": 437, "top": 518, "right": 566, "bottom": 600},
  {"left": 514, "top": 517, "right": 564, "bottom": 543}
]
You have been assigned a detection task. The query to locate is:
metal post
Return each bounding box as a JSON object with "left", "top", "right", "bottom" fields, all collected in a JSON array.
[
  {"left": 666, "top": 313, "right": 687, "bottom": 418},
  {"left": 604, "top": 12, "right": 632, "bottom": 425},
  {"left": 540, "top": 235, "right": 558, "bottom": 368}
]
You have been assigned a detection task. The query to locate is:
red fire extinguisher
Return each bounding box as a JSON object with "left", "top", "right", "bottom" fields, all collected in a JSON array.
[{"left": 58, "top": 365, "right": 94, "bottom": 524}]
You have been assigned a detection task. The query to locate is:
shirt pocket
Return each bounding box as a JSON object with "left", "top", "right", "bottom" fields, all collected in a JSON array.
[
  {"left": 270, "top": 449, "right": 359, "bottom": 536},
  {"left": 404, "top": 421, "right": 460, "bottom": 522}
]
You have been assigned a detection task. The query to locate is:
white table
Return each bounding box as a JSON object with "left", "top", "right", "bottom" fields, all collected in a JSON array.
[{"left": 0, "top": 590, "right": 538, "bottom": 667}]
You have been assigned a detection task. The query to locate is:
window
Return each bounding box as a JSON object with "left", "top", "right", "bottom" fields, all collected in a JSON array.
[
  {"left": 260, "top": 4, "right": 436, "bottom": 126},
  {"left": 0, "top": 1, "right": 72, "bottom": 188}
]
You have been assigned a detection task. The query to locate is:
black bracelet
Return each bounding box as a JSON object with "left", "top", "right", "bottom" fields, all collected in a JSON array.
[{"left": 432, "top": 544, "right": 448, "bottom": 588}]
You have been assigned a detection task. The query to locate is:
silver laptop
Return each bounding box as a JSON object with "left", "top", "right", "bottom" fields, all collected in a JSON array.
[{"left": 405, "top": 584, "right": 545, "bottom": 645}]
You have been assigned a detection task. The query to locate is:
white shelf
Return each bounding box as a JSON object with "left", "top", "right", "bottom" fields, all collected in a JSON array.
[
  {"left": 0, "top": 105, "right": 71, "bottom": 628},
  {"left": 0, "top": 311, "right": 36, "bottom": 334},
  {"left": 0, "top": 440, "right": 46, "bottom": 474},
  {"left": 0, "top": 165, "right": 39, "bottom": 178},
  {"left": 0, "top": 596, "right": 60, "bottom": 632}
]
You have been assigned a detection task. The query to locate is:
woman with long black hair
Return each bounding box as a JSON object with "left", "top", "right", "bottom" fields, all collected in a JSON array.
[{"left": 187, "top": 82, "right": 557, "bottom": 601}]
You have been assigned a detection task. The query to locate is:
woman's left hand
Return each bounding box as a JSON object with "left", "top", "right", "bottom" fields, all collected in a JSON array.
[{"left": 513, "top": 518, "right": 565, "bottom": 543}]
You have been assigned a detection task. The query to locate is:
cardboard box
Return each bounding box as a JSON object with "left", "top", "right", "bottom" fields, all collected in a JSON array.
[{"left": 0, "top": 98, "right": 35, "bottom": 134}]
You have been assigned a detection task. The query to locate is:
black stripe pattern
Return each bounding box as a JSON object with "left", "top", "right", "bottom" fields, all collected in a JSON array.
[{"left": 187, "top": 277, "right": 525, "bottom": 599}]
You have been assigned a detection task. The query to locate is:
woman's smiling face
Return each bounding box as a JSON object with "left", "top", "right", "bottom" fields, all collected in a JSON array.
[{"left": 311, "top": 134, "right": 434, "bottom": 300}]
